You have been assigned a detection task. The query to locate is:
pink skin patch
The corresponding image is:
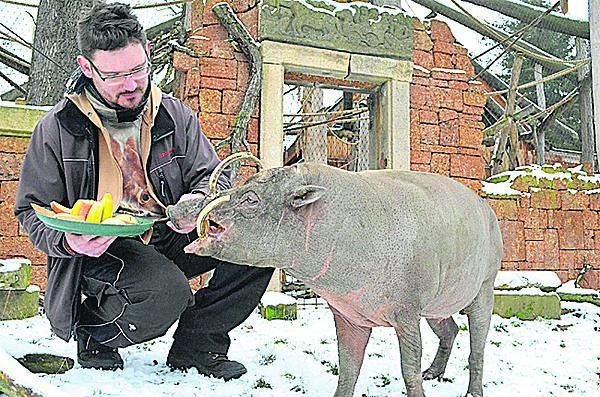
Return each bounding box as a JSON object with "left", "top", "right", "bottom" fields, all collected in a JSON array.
[
  {"left": 317, "top": 287, "right": 395, "bottom": 328},
  {"left": 297, "top": 200, "right": 325, "bottom": 251},
  {"left": 307, "top": 247, "right": 336, "bottom": 283}
]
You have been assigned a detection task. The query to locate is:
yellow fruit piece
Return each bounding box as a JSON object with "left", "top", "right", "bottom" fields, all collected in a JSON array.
[
  {"left": 71, "top": 200, "right": 82, "bottom": 216},
  {"left": 114, "top": 214, "right": 138, "bottom": 225},
  {"left": 101, "top": 217, "right": 127, "bottom": 225},
  {"left": 55, "top": 213, "right": 85, "bottom": 222},
  {"left": 100, "top": 193, "right": 113, "bottom": 222},
  {"left": 86, "top": 202, "right": 104, "bottom": 224}
]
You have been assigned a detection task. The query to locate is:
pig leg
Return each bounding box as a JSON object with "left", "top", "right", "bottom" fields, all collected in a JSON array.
[
  {"left": 462, "top": 278, "right": 494, "bottom": 397},
  {"left": 331, "top": 308, "right": 372, "bottom": 397},
  {"left": 422, "top": 317, "right": 458, "bottom": 380},
  {"left": 394, "top": 317, "right": 425, "bottom": 397}
]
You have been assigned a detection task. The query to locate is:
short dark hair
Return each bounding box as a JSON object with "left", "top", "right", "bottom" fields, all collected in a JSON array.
[{"left": 77, "top": 1, "right": 147, "bottom": 59}]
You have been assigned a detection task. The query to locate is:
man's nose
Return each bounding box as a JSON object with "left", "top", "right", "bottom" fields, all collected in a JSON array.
[{"left": 122, "top": 76, "right": 138, "bottom": 91}]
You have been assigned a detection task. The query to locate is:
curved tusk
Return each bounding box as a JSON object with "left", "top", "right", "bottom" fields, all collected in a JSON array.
[
  {"left": 196, "top": 194, "right": 231, "bottom": 239},
  {"left": 207, "top": 152, "right": 263, "bottom": 199}
]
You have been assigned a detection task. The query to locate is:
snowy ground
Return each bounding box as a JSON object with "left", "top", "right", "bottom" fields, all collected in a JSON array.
[{"left": 0, "top": 300, "right": 598, "bottom": 397}]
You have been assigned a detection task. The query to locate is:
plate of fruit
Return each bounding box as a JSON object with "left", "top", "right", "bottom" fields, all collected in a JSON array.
[{"left": 31, "top": 194, "right": 154, "bottom": 237}]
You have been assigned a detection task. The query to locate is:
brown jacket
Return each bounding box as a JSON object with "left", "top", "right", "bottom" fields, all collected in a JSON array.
[{"left": 14, "top": 85, "right": 230, "bottom": 341}]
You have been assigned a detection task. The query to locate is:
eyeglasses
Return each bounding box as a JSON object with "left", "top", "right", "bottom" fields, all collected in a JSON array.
[{"left": 86, "top": 58, "right": 152, "bottom": 87}]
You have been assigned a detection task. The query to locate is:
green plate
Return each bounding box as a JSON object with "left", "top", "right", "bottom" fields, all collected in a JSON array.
[{"left": 35, "top": 211, "right": 154, "bottom": 237}]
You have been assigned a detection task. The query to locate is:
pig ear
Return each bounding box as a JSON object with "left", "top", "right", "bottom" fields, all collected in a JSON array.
[{"left": 289, "top": 185, "right": 326, "bottom": 209}]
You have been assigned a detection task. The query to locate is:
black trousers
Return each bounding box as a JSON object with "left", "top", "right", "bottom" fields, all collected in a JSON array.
[{"left": 76, "top": 221, "right": 274, "bottom": 354}]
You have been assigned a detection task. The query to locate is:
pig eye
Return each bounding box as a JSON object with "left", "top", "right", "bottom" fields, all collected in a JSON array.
[{"left": 240, "top": 191, "right": 259, "bottom": 207}]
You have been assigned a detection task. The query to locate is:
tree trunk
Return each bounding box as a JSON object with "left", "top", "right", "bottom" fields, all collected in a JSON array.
[
  {"left": 462, "top": 0, "right": 589, "bottom": 39},
  {"left": 534, "top": 63, "right": 546, "bottom": 165},
  {"left": 28, "top": 0, "right": 94, "bottom": 105},
  {"left": 577, "top": 38, "right": 594, "bottom": 170}
]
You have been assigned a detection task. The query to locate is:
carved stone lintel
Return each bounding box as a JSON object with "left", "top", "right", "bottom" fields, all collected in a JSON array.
[{"left": 259, "top": 0, "right": 413, "bottom": 60}]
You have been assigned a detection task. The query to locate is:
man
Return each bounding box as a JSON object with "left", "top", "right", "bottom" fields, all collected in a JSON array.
[{"left": 14, "top": 2, "right": 273, "bottom": 381}]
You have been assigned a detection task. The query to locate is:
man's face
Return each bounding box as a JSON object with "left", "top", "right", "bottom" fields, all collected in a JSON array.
[{"left": 77, "top": 41, "right": 150, "bottom": 109}]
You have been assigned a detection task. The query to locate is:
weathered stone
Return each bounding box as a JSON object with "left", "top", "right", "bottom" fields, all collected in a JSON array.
[
  {"left": 0, "top": 287, "right": 39, "bottom": 320},
  {"left": 259, "top": 0, "right": 413, "bottom": 60},
  {"left": 17, "top": 354, "right": 74, "bottom": 374},
  {"left": 493, "top": 291, "right": 561, "bottom": 320},
  {"left": 0, "top": 258, "right": 31, "bottom": 290},
  {"left": 0, "top": 103, "right": 49, "bottom": 138}
]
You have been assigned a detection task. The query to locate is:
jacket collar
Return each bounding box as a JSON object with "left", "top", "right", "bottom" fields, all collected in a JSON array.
[{"left": 56, "top": 85, "right": 175, "bottom": 142}]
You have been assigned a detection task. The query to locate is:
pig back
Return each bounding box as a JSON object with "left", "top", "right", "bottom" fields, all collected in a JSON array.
[{"left": 292, "top": 165, "right": 501, "bottom": 321}]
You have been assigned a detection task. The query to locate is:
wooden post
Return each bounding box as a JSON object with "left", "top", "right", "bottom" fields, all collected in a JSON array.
[
  {"left": 534, "top": 63, "right": 546, "bottom": 165},
  {"left": 577, "top": 38, "right": 594, "bottom": 171},
  {"left": 590, "top": 0, "right": 600, "bottom": 171},
  {"left": 492, "top": 52, "right": 523, "bottom": 174}
]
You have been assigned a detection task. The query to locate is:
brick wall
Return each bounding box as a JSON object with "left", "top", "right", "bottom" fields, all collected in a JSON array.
[
  {"left": 0, "top": 136, "right": 47, "bottom": 288},
  {"left": 410, "top": 19, "right": 487, "bottom": 191},
  {"left": 487, "top": 179, "right": 599, "bottom": 289}
]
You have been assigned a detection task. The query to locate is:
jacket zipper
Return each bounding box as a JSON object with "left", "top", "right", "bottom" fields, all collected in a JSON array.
[{"left": 157, "top": 168, "right": 174, "bottom": 204}]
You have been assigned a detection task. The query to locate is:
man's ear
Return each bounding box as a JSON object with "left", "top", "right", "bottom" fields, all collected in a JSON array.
[
  {"left": 146, "top": 40, "right": 151, "bottom": 56},
  {"left": 76, "top": 55, "right": 93, "bottom": 78},
  {"left": 288, "top": 185, "right": 326, "bottom": 209}
]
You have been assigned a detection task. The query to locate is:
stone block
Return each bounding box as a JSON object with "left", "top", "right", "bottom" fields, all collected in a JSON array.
[
  {"left": 348, "top": 54, "right": 412, "bottom": 83},
  {"left": 493, "top": 290, "right": 561, "bottom": 320},
  {"left": 499, "top": 220, "right": 525, "bottom": 262},
  {"left": 0, "top": 258, "right": 31, "bottom": 289},
  {"left": 561, "top": 191, "right": 590, "bottom": 210},
  {"left": 0, "top": 136, "right": 30, "bottom": 154},
  {"left": 259, "top": 292, "right": 297, "bottom": 321},
  {"left": 199, "top": 89, "right": 222, "bottom": 113},
  {"left": 494, "top": 270, "right": 562, "bottom": 291},
  {"left": 201, "top": 77, "right": 237, "bottom": 91},
  {"left": 531, "top": 190, "right": 560, "bottom": 210},
  {"left": 0, "top": 286, "right": 39, "bottom": 320},
  {"left": 0, "top": 153, "right": 24, "bottom": 180},
  {"left": 430, "top": 20, "right": 454, "bottom": 42},
  {"left": 200, "top": 57, "right": 238, "bottom": 80},
  {"left": 419, "top": 110, "right": 438, "bottom": 124},
  {"left": 420, "top": 124, "right": 440, "bottom": 145},
  {"left": 449, "top": 154, "right": 484, "bottom": 179},
  {"left": 555, "top": 211, "right": 585, "bottom": 250},
  {"left": 433, "top": 52, "right": 453, "bottom": 69},
  {"left": 413, "top": 50, "right": 434, "bottom": 70},
  {"left": 487, "top": 198, "right": 518, "bottom": 221},
  {"left": 413, "top": 30, "right": 433, "bottom": 52},
  {"left": 430, "top": 153, "right": 450, "bottom": 175}
]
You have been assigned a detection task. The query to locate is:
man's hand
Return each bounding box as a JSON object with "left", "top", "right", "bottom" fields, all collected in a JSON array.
[
  {"left": 65, "top": 233, "right": 117, "bottom": 257},
  {"left": 167, "top": 192, "right": 206, "bottom": 234}
]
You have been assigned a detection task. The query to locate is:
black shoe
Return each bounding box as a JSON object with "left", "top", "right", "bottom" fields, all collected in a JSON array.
[
  {"left": 77, "top": 335, "right": 124, "bottom": 370},
  {"left": 166, "top": 348, "right": 247, "bottom": 381}
]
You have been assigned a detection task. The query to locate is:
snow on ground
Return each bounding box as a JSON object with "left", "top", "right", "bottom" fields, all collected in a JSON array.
[{"left": 1, "top": 301, "right": 599, "bottom": 396}]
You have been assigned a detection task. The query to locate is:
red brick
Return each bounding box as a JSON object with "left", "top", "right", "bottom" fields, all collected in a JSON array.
[
  {"left": 413, "top": 50, "right": 434, "bottom": 70},
  {"left": 518, "top": 208, "right": 548, "bottom": 229},
  {"left": 501, "top": 261, "right": 520, "bottom": 271},
  {"left": 221, "top": 90, "right": 243, "bottom": 115},
  {"left": 0, "top": 137, "right": 30, "bottom": 154},
  {"left": 419, "top": 110, "right": 438, "bottom": 124},
  {"left": 488, "top": 198, "right": 518, "bottom": 221},
  {"left": 439, "top": 109, "right": 458, "bottom": 123},
  {"left": 184, "top": 96, "right": 200, "bottom": 114},
  {"left": 0, "top": 202, "right": 18, "bottom": 236},
  {"left": 200, "top": 57, "right": 237, "bottom": 80},
  {"left": 463, "top": 90, "right": 487, "bottom": 107},
  {"left": 185, "top": 67, "right": 201, "bottom": 97},
  {"left": 559, "top": 250, "right": 588, "bottom": 273},
  {"left": 499, "top": 220, "right": 525, "bottom": 262},
  {"left": 0, "top": 237, "right": 45, "bottom": 263},
  {"left": 410, "top": 84, "right": 430, "bottom": 110},
  {"left": 430, "top": 87, "right": 463, "bottom": 111},
  {"left": 199, "top": 113, "right": 234, "bottom": 139},
  {"left": 590, "top": 194, "right": 600, "bottom": 210},
  {"left": 172, "top": 51, "right": 200, "bottom": 72},
  {"left": 584, "top": 229, "right": 595, "bottom": 250},
  {"left": 0, "top": 181, "right": 19, "bottom": 203},
  {"left": 30, "top": 264, "right": 47, "bottom": 291},
  {"left": 459, "top": 118, "right": 485, "bottom": 130},
  {"left": 454, "top": 177, "right": 481, "bottom": 192},
  {"left": 430, "top": 20, "right": 455, "bottom": 42},
  {"left": 433, "top": 52, "right": 454, "bottom": 69},
  {"left": 543, "top": 229, "right": 560, "bottom": 269},
  {"left": 247, "top": 118, "right": 259, "bottom": 144},
  {"left": 519, "top": 196, "right": 531, "bottom": 208},
  {"left": 433, "top": 40, "right": 458, "bottom": 55},
  {"left": 413, "top": 30, "right": 433, "bottom": 52},
  {"left": 420, "top": 124, "right": 440, "bottom": 145},
  {"left": 432, "top": 69, "right": 469, "bottom": 82},
  {"left": 463, "top": 105, "right": 485, "bottom": 115},
  {"left": 526, "top": 240, "right": 545, "bottom": 263},
  {"left": 439, "top": 119, "right": 460, "bottom": 147},
  {"left": 199, "top": 89, "right": 222, "bottom": 113},
  {"left": 411, "top": 150, "right": 431, "bottom": 165},
  {"left": 555, "top": 211, "right": 585, "bottom": 249},
  {"left": 409, "top": 163, "right": 429, "bottom": 172},
  {"left": 455, "top": 54, "right": 476, "bottom": 75},
  {"left": 430, "top": 153, "right": 450, "bottom": 176},
  {"left": 459, "top": 127, "right": 482, "bottom": 149},
  {"left": 582, "top": 209, "right": 599, "bottom": 230},
  {"left": 0, "top": 153, "right": 24, "bottom": 180},
  {"left": 578, "top": 269, "right": 599, "bottom": 289},
  {"left": 561, "top": 191, "right": 590, "bottom": 210},
  {"left": 449, "top": 154, "right": 484, "bottom": 179},
  {"left": 201, "top": 77, "right": 237, "bottom": 91},
  {"left": 448, "top": 81, "right": 469, "bottom": 90},
  {"left": 531, "top": 190, "right": 560, "bottom": 209},
  {"left": 524, "top": 228, "right": 545, "bottom": 241},
  {"left": 237, "top": 7, "right": 259, "bottom": 40}
]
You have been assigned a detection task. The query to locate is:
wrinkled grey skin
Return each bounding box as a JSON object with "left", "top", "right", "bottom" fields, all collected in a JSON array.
[{"left": 183, "top": 163, "right": 503, "bottom": 397}]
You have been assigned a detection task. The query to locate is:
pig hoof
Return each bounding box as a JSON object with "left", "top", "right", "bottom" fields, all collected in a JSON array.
[{"left": 422, "top": 368, "right": 443, "bottom": 380}]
